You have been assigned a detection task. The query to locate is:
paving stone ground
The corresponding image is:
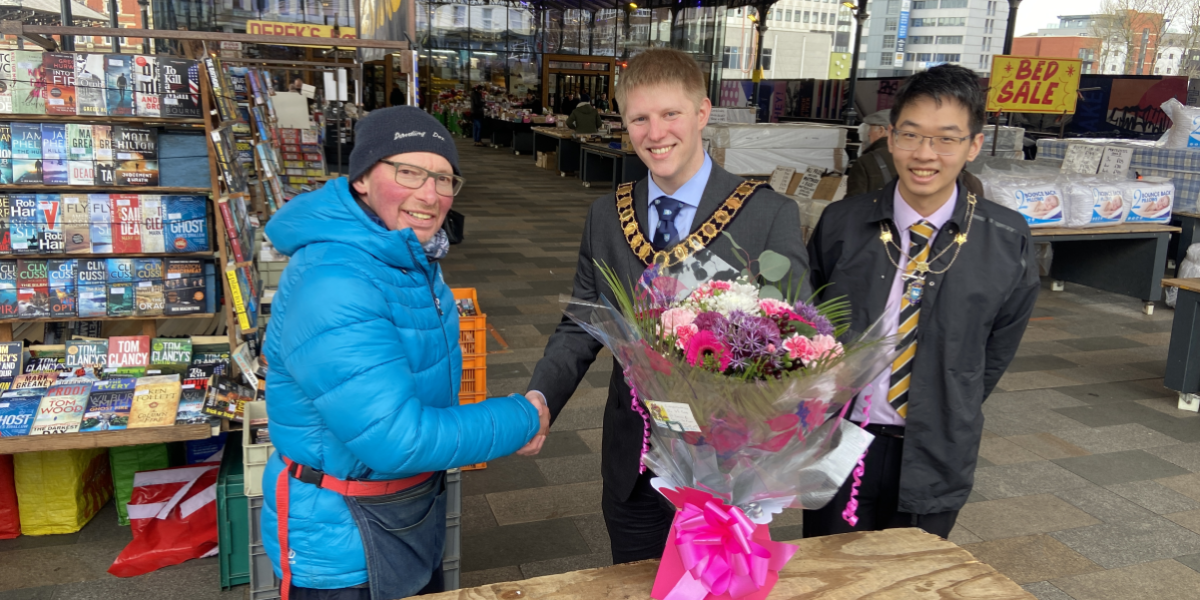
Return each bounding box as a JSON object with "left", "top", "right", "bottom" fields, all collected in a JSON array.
[{"left": 2, "top": 139, "right": 1200, "bottom": 600}]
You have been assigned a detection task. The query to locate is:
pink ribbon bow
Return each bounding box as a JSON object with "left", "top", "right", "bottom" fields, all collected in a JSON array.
[{"left": 654, "top": 488, "right": 797, "bottom": 600}]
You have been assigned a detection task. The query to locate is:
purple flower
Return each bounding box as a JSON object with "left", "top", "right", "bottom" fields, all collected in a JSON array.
[
  {"left": 693, "top": 311, "right": 728, "bottom": 332},
  {"left": 794, "top": 302, "right": 835, "bottom": 337},
  {"left": 719, "top": 311, "right": 783, "bottom": 368}
]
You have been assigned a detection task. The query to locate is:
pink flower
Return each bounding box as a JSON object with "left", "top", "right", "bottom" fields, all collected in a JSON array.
[
  {"left": 782, "top": 335, "right": 819, "bottom": 363},
  {"left": 688, "top": 280, "right": 734, "bottom": 302},
  {"left": 707, "top": 416, "right": 750, "bottom": 454},
  {"left": 809, "top": 335, "right": 844, "bottom": 361},
  {"left": 767, "top": 413, "right": 799, "bottom": 431},
  {"left": 660, "top": 307, "right": 697, "bottom": 332},
  {"left": 685, "top": 330, "right": 732, "bottom": 371},
  {"left": 675, "top": 324, "right": 699, "bottom": 350},
  {"left": 759, "top": 298, "right": 792, "bottom": 317}
]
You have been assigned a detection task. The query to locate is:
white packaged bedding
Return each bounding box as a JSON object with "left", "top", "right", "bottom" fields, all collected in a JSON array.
[
  {"left": 1124, "top": 178, "right": 1175, "bottom": 224},
  {"left": 1063, "top": 179, "right": 1129, "bottom": 228},
  {"left": 703, "top": 124, "right": 848, "bottom": 149},
  {"left": 982, "top": 172, "right": 1066, "bottom": 228},
  {"left": 709, "top": 147, "right": 848, "bottom": 175}
]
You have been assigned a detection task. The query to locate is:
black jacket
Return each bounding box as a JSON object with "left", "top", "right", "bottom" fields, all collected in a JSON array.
[
  {"left": 807, "top": 179, "right": 1039, "bottom": 514},
  {"left": 529, "top": 165, "right": 812, "bottom": 502},
  {"left": 470, "top": 91, "right": 485, "bottom": 118}
]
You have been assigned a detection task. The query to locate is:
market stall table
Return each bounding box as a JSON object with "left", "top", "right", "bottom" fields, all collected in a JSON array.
[
  {"left": 1171, "top": 211, "right": 1200, "bottom": 267},
  {"left": 486, "top": 118, "right": 535, "bottom": 154},
  {"left": 1034, "top": 223, "right": 1181, "bottom": 315},
  {"left": 532, "top": 127, "right": 581, "bottom": 176},
  {"left": 1164, "top": 277, "right": 1200, "bottom": 411},
  {"left": 580, "top": 142, "right": 648, "bottom": 190},
  {"left": 424, "top": 528, "right": 1033, "bottom": 600}
]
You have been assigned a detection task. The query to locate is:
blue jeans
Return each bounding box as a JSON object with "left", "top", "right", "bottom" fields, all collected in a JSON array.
[
  {"left": 342, "top": 472, "right": 448, "bottom": 600},
  {"left": 473, "top": 119, "right": 482, "bottom": 143}
]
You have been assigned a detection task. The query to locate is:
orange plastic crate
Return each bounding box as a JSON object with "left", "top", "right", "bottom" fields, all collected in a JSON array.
[
  {"left": 460, "top": 354, "right": 487, "bottom": 397},
  {"left": 452, "top": 288, "right": 487, "bottom": 355}
]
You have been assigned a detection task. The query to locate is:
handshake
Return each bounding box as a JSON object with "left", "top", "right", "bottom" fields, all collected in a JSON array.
[{"left": 518, "top": 390, "right": 551, "bottom": 456}]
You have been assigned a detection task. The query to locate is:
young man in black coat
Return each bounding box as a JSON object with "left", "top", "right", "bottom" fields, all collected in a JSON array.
[{"left": 803, "top": 64, "right": 1039, "bottom": 538}]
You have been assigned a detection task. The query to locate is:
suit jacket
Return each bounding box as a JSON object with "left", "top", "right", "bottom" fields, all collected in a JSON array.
[{"left": 528, "top": 164, "right": 813, "bottom": 502}]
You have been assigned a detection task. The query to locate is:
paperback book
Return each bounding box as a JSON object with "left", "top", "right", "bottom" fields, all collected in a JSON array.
[
  {"left": 65, "top": 339, "right": 107, "bottom": 377},
  {"left": 42, "top": 53, "right": 77, "bottom": 116},
  {"left": 76, "top": 258, "right": 106, "bottom": 317},
  {"left": 139, "top": 195, "right": 164, "bottom": 253},
  {"left": 11, "top": 50, "right": 44, "bottom": 115},
  {"left": 29, "top": 378, "right": 91, "bottom": 434},
  {"left": 133, "top": 55, "right": 160, "bottom": 117},
  {"left": 174, "top": 385, "right": 210, "bottom": 425},
  {"left": 66, "top": 124, "right": 94, "bottom": 161},
  {"left": 0, "top": 124, "right": 12, "bottom": 184},
  {"left": 149, "top": 338, "right": 191, "bottom": 375},
  {"left": 0, "top": 342, "right": 21, "bottom": 390},
  {"left": 62, "top": 194, "right": 90, "bottom": 252},
  {"left": 160, "top": 58, "right": 201, "bottom": 118},
  {"left": 104, "top": 54, "right": 135, "bottom": 116},
  {"left": 88, "top": 194, "right": 113, "bottom": 253},
  {"left": 0, "top": 195, "right": 11, "bottom": 252},
  {"left": 128, "top": 374, "right": 181, "bottom": 428},
  {"left": 74, "top": 54, "right": 106, "bottom": 117},
  {"left": 133, "top": 257, "right": 164, "bottom": 317},
  {"left": 67, "top": 160, "right": 94, "bottom": 186},
  {"left": 163, "top": 195, "right": 209, "bottom": 252},
  {"left": 110, "top": 194, "right": 141, "bottom": 253},
  {"left": 9, "top": 195, "right": 36, "bottom": 253},
  {"left": 105, "top": 257, "right": 134, "bottom": 317},
  {"left": 16, "top": 258, "right": 48, "bottom": 318},
  {"left": 41, "top": 158, "right": 66, "bottom": 185},
  {"left": 106, "top": 335, "right": 149, "bottom": 377},
  {"left": 164, "top": 258, "right": 207, "bottom": 315},
  {"left": 0, "top": 51, "right": 12, "bottom": 114},
  {"left": 46, "top": 258, "right": 75, "bottom": 317},
  {"left": 93, "top": 124, "right": 113, "bottom": 161},
  {"left": 35, "top": 194, "right": 63, "bottom": 253},
  {"left": 0, "top": 388, "right": 42, "bottom": 436},
  {"left": 0, "top": 260, "right": 16, "bottom": 319},
  {"left": 40, "top": 123, "right": 67, "bottom": 159},
  {"left": 12, "top": 372, "right": 58, "bottom": 389},
  {"left": 79, "top": 377, "right": 133, "bottom": 431}
]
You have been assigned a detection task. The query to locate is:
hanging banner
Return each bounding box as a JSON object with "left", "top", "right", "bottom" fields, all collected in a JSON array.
[
  {"left": 893, "top": 0, "right": 911, "bottom": 68},
  {"left": 986, "top": 55, "right": 1083, "bottom": 114},
  {"left": 246, "top": 20, "right": 358, "bottom": 46},
  {"left": 358, "top": 0, "right": 417, "bottom": 62}
]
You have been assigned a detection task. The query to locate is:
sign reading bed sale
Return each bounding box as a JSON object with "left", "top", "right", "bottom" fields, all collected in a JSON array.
[{"left": 986, "top": 55, "right": 1083, "bottom": 114}]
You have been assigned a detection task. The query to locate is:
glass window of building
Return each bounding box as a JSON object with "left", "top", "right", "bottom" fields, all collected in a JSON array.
[
  {"left": 761, "top": 48, "right": 772, "bottom": 70},
  {"left": 936, "top": 36, "right": 963, "bottom": 44},
  {"left": 910, "top": 35, "right": 933, "bottom": 44},
  {"left": 885, "top": 17, "right": 898, "bottom": 31},
  {"left": 803, "top": 11, "right": 810, "bottom": 22},
  {"left": 724, "top": 46, "right": 741, "bottom": 69},
  {"left": 883, "top": 35, "right": 895, "bottom": 49}
]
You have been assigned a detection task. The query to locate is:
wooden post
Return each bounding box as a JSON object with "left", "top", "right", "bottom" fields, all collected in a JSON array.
[
  {"left": 991, "top": 110, "right": 1001, "bottom": 157},
  {"left": 140, "top": 319, "right": 157, "bottom": 339}
]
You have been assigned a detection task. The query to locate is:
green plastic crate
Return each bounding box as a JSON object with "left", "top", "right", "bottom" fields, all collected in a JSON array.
[{"left": 218, "top": 443, "right": 250, "bottom": 589}]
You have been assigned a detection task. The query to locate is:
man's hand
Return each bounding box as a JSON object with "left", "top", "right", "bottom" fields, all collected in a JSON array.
[{"left": 517, "top": 391, "right": 550, "bottom": 456}]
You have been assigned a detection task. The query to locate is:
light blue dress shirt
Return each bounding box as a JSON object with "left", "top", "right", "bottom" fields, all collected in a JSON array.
[{"left": 646, "top": 153, "right": 714, "bottom": 241}]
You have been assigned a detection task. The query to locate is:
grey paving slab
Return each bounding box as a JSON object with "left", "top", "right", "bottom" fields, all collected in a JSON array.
[
  {"left": 985, "top": 388, "right": 1089, "bottom": 411},
  {"left": 1175, "top": 552, "right": 1200, "bottom": 575},
  {"left": 1052, "top": 402, "right": 1175, "bottom": 428},
  {"left": 571, "top": 513, "right": 611, "bottom": 555},
  {"left": 460, "top": 566, "right": 524, "bottom": 588},
  {"left": 1052, "top": 450, "right": 1190, "bottom": 486},
  {"left": 520, "top": 552, "right": 614, "bottom": 579},
  {"left": 51, "top": 563, "right": 242, "bottom": 600},
  {"left": 1105, "top": 481, "right": 1200, "bottom": 514},
  {"left": 956, "top": 495, "right": 1100, "bottom": 541},
  {"left": 1053, "top": 485, "right": 1157, "bottom": 523},
  {"left": 537, "top": 452, "right": 602, "bottom": 485},
  {"left": 532, "top": 430, "right": 594, "bottom": 459},
  {"left": 462, "top": 495, "right": 498, "bottom": 533},
  {"left": 462, "top": 518, "right": 592, "bottom": 572},
  {"left": 486, "top": 480, "right": 603, "bottom": 526},
  {"left": 972, "top": 460, "right": 1093, "bottom": 500},
  {"left": 1052, "top": 423, "right": 1180, "bottom": 454},
  {"left": 1055, "top": 380, "right": 1177, "bottom": 405},
  {"left": 1006, "top": 355, "right": 1080, "bottom": 373},
  {"left": 1146, "top": 443, "right": 1200, "bottom": 473},
  {"left": 1140, "top": 415, "right": 1200, "bottom": 444},
  {"left": 1050, "top": 517, "right": 1200, "bottom": 569},
  {"left": 1050, "top": 558, "right": 1200, "bottom": 600},
  {"left": 461, "top": 454, "right": 549, "bottom": 497},
  {"left": 1058, "top": 336, "right": 1147, "bottom": 352},
  {"left": 1020, "top": 581, "right": 1075, "bottom": 600}
]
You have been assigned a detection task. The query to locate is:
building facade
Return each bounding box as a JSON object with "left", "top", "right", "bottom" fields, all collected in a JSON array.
[
  {"left": 718, "top": 1, "right": 850, "bottom": 81},
  {"left": 859, "top": 0, "right": 1007, "bottom": 77}
]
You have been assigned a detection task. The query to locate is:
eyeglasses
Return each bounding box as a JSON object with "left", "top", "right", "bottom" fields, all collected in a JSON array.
[
  {"left": 379, "top": 160, "right": 465, "bottom": 197},
  {"left": 891, "top": 130, "right": 973, "bottom": 155}
]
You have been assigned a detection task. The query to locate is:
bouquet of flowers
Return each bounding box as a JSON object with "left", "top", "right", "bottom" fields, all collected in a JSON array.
[{"left": 562, "top": 242, "right": 894, "bottom": 600}]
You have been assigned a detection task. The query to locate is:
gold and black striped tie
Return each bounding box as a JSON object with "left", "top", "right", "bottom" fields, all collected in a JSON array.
[{"left": 888, "top": 220, "right": 935, "bottom": 418}]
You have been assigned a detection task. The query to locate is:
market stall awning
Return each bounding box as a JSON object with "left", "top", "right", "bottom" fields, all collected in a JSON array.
[
  {"left": 0, "top": 0, "right": 111, "bottom": 22},
  {"left": 427, "top": 0, "right": 764, "bottom": 18}
]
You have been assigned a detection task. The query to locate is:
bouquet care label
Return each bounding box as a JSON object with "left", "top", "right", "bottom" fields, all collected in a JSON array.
[{"left": 645, "top": 401, "right": 701, "bottom": 432}]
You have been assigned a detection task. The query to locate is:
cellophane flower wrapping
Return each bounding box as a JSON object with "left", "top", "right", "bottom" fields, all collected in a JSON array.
[{"left": 561, "top": 249, "right": 894, "bottom": 599}]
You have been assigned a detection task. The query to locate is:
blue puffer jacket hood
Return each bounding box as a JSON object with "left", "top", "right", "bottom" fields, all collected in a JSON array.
[{"left": 259, "top": 178, "right": 540, "bottom": 589}]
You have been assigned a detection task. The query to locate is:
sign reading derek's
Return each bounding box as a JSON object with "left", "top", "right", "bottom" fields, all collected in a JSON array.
[
  {"left": 986, "top": 55, "right": 1083, "bottom": 114},
  {"left": 246, "top": 20, "right": 358, "bottom": 46}
]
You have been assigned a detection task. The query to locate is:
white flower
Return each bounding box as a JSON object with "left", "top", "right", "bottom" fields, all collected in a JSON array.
[{"left": 710, "top": 279, "right": 761, "bottom": 316}]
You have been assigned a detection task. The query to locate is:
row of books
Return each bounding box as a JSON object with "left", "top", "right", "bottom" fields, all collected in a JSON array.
[
  {"left": 5, "top": 257, "right": 215, "bottom": 319},
  {"left": 0, "top": 193, "right": 209, "bottom": 255},
  {"left": 0, "top": 52, "right": 200, "bottom": 119},
  {"left": 0, "top": 122, "right": 159, "bottom": 186}
]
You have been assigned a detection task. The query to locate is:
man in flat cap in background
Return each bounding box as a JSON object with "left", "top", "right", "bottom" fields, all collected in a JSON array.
[{"left": 846, "top": 109, "right": 984, "bottom": 199}]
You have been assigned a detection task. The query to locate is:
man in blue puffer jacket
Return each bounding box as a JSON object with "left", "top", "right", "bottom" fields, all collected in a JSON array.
[{"left": 261, "top": 106, "right": 548, "bottom": 600}]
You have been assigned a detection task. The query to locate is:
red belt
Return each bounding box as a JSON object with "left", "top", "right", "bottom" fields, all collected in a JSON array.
[{"left": 276, "top": 455, "right": 433, "bottom": 600}]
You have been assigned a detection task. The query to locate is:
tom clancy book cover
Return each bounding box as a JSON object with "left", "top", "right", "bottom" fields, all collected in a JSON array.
[
  {"left": 41, "top": 53, "right": 76, "bottom": 116},
  {"left": 160, "top": 58, "right": 200, "bottom": 118},
  {"left": 0, "top": 342, "right": 24, "bottom": 392},
  {"left": 35, "top": 194, "right": 63, "bottom": 254},
  {"left": 105, "top": 335, "right": 149, "bottom": 377},
  {"left": 46, "top": 258, "right": 75, "bottom": 317},
  {"left": 9, "top": 195, "right": 37, "bottom": 254},
  {"left": 0, "top": 195, "right": 11, "bottom": 252},
  {"left": 65, "top": 339, "right": 106, "bottom": 378},
  {"left": 163, "top": 196, "right": 208, "bottom": 252},
  {"left": 105, "top": 257, "right": 134, "bottom": 317},
  {"left": 133, "top": 55, "right": 160, "bottom": 118},
  {"left": 0, "top": 51, "right": 13, "bottom": 114},
  {"left": 133, "top": 257, "right": 164, "bottom": 317},
  {"left": 110, "top": 195, "right": 141, "bottom": 253},
  {"left": 16, "top": 258, "right": 48, "bottom": 318},
  {"left": 74, "top": 54, "right": 107, "bottom": 117},
  {"left": 0, "top": 261, "right": 16, "bottom": 319},
  {"left": 11, "top": 50, "right": 45, "bottom": 115},
  {"left": 80, "top": 377, "right": 133, "bottom": 432},
  {"left": 140, "top": 195, "right": 164, "bottom": 253},
  {"left": 148, "top": 338, "right": 191, "bottom": 375},
  {"left": 76, "top": 258, "right": 106, "bottom": 318},
  {"left": 88, "top": 194, "right": 113, "bottom": 253},
  {"left": 62, "top": 194, "right": 90, "bottom": 253},
  {"left": 164, "top": 258, "right": 206, "bottom": 315},
  {"left": 0, "top": 124, "right": 11, "bottom": 184},
  {"left": 104, "top": 54, "right": 134, "bottom": 116}
]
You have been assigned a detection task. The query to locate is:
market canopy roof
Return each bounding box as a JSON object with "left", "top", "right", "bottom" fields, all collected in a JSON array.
[
  {"left": 427, "top": 0, "right": 764, "bottom": 19},
  {"left": 0, "top": 0, "right": 110, "bottom": 23}
]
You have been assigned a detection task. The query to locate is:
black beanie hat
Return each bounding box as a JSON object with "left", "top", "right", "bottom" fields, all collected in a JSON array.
[{"left": 348, "top": 106, "right": 461, "bottom": 183}]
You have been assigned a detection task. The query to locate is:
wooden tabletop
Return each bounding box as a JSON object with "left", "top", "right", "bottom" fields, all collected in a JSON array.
[
  {"left": 424, "top": 528, "right": 1033, "bottom": 600},
  {"left": 1175, "top": 211, "right": 1200, "bottom": 220},
  {"left": 0, "top": 423, "right": 214, "bottom": 454},
  {"left": 1163, "top": 278, "right": 1200, "bottom": 294},
  {"left": 1032, "top": 223, "right": 1182, "bottom": 237},
  {"left": 531, "top": 127, "right": 575, "bottom": 139}
]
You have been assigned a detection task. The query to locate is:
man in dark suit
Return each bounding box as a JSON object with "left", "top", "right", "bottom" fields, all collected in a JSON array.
[{"left": 522, "top": 48, "right": 811, "bottom": 564}]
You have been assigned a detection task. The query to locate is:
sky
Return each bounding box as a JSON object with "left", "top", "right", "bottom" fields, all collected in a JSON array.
[{"left": 1012, "top": 0, "right": 1104, "bottom": 36}]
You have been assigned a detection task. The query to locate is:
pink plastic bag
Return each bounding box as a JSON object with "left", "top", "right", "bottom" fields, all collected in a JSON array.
[
  {"left": 0, "top": 455, "right": 19, "bottom": 539},
  {"left": 108, "top": 462, "right": 221, "bottom": 577}
]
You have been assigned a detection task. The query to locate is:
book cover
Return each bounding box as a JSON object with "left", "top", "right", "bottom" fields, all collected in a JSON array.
[
  {"left": 11, "top": 50, "right": 45, "bottom": 115},
  {"left": 133, "top": 55, "right": 160, "bottom": 118},
  {"left": 65, "top": 338, "right": 106, "bottom": 377},
  {"left": 225, "top": 262, "right": 251, "bottom": 331},
  {"left": 0, "top": 51, "right": 13, "bottom": 114},
  {"left": 94, "top": 161, "right": 115, "bottom": 187},
  {"left": 46, "top": 258, "right": 75, "bottom": 317},
  {"left": 79, "top": 377, "right": 133, "bottom": 431},
  {"left": 0, "top": 124, "right": 12, "bottom": 184},
  {"left": 110, "top": 194, "right": 141, "bottom": 253},
  {"left": 218, "top": 200, "right": 245, "bottom": 263},
  {"left": 0, "top": 260, "right": 16, "bottom": 319},
  {"left": 29, "top": 378, "right": 91, "bottom": 434},
  {"left": 0, "top": 342, "right": 22, "bottom": 390},
  {"left": 93, "top": 124, "right": 113, "bottom": 161},
  {"left": 87, "top": 194, "right": 112, "bottom": 253},
  {"left": 10, "top": 195, "right": 36, "bottom": 254},
  {"left": 106, "top": 335, "right": 149, "bottom": 377},
  {"left": 201, "top": 374, "right": 242, "bottom": 420},
  {"left": 35, "top": 194, "right": 63, "bottom": 253},
  {"left": 11, "top": 122, "right": 40, "bottom": 159},
  {"left": 190, "top": 336, "right": 230, "bottom": 375},
  {"left": 149, "top": 338, "right": 191, "bottom": 375},
  {"left": 76, "top": 258, "right": 106, "bottom": 317},
  {"left": 164, "top": 258, "right": 207, "bottom": 316},
  {"left": 104, "top": 54, "right": 134, "bottom": 116},
  {"left": 41, "top": 159, "right": 66, "bottom": 185},
  {"left": 113, "top": 126, "right": 156, "bottom": 160},
  {"left": 160, "top": 58, "right": 201, "bottom": 118},
  {"left": 12, "top": 372, "right": 57, "bottom": 389},
  {"left": 74, "top": 54, "right": 106, "bottom": 117},
  {"left": 66, "top": 124, "right": 93, "bottom": 161},
  {"left": 128, "top": 374, "right": 181, "bottom": 428},
  {"left": 67, "top": 160, "right": 94, "bottom": 186},
  {"left": 115, "top": 160, "right": 157, "bottom": 186},
  {"left": 11, "top": 159, "right": 40, "bottom": 184},
  {"left": 174, "top": 385, "right": 210, "bottom": 425},
  {"left": 40, "top": 123, "right": 66, "bottom": 160},
  {"left": 0, "top": 195, "right": 10, "bottom": 252},
  {"left": 105, "top": 257, "right": 134, "bottom": 317},
  {"left": 42, "top": 53, "right": 76, "bottom": 116},
  {"left": 61, "top": 194, "right": 90, "bottom": 253},
  {"left": 133, "top": 257, "right": 164, "bottom": 317},
  {"left": 163, "top": 195, "right": 208, "bottom": 253},
  {"left": 0, "top": 388, "right": 42, "bottom": 436},
  {"left": 24, "top": 346, "right": 66, "bottom": 375},
  {"left": 139, "top": 195, "right": 164, "bottom": 253},
  {"left": 16, "top": 258, "right": 48, "bottom": 318}
]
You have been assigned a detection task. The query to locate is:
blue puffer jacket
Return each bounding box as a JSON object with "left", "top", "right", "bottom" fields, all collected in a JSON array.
[{"left": 260, "top": 178, "right": 540, "bottom": 589}]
